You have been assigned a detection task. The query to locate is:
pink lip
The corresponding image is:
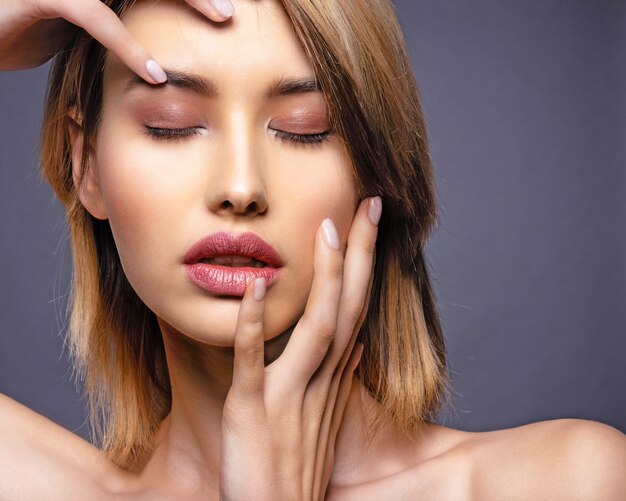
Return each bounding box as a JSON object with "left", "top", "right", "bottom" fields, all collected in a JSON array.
[{"left": 183, "top": 231, "right": 283, "bottom": 297}]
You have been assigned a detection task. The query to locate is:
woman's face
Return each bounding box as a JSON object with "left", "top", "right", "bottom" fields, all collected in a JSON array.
[{"left": 88, "top": 0, "right": 359, "bottom": 345}]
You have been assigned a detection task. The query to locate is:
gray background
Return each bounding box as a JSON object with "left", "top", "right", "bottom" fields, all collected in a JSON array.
[{"left": 1, "top": 0, "right": 624, "bottom": 441}]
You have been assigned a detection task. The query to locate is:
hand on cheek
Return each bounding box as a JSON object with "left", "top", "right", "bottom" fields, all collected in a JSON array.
[{"left": 220, "top": 196, "right": 381, "bottom": 501}]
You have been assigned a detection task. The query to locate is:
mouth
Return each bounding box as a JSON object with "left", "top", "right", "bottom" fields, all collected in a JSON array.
[
  {"left": 183, "top": 231, "right": 282, "bottom": 296},
  {"left": 198, "top": 255, "right": 268, "bottom": 268}
]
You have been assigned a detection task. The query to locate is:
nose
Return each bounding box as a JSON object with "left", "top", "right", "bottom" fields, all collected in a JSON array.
[{"left": 205, "top": 122, "right": 269, "bottom": 217}]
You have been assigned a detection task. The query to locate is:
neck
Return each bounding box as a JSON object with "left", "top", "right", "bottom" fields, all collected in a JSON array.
[{"left": 135, "top": 318, "right": 386, "bottom": 495}]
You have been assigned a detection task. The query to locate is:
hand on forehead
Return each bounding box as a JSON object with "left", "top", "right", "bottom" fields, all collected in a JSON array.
[{"left": 106, "top": 0, "right": 313, "bottom": 90}]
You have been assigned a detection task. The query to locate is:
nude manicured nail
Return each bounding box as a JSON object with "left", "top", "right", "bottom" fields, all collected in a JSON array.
[
  {"left": 368, "top": 196, "right": 382, "bottom": 225},
  {"left": 322, "top": 218, "right": 340, "bottom": 250},
  {"left": 253, "top": 277, "right": 266, "bottom": 301},
  {"left": 146, "top": 59, "right": 167, "bottom": 84},
  {"left": 211, "top": 0, "right": 235, "bottom": 17}
]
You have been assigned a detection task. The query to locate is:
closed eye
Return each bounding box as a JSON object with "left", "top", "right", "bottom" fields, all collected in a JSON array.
[
  {"left": 270, "top": 128, "right": 332, "bottom": 144},
  {"left": 143, "top": 125, "right": 332, "bottom": 144},
  {"left": 144, "top": 126, "right": 203, "bottom": 141}
]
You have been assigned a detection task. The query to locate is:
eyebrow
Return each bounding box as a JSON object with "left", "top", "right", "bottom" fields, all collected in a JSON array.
[{"left": 123, "top": 68, "right": 321, "bottom": 99}]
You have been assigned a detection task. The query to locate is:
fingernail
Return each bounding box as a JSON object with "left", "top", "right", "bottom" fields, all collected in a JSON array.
[
  {"left": 368, "top": 196, "right": 382, "bottom": 226},
  {"left": 253, "top": 277, "right": 266, "bottom": 301},
  {"left": 322, "top": 218, "right": 340, "bottom": 250},
  {"left": 146, "top": 59, "right": 167, "bottom": 84},
  {"left": 210, "top": 0, "right": 235, "bottom": 18}
]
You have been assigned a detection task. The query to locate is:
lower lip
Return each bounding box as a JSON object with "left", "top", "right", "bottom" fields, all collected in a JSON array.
[{"left": 184, "top": 262, "right": 282, "bottom": 296}]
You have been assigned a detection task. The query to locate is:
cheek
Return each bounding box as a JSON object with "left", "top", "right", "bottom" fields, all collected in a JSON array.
[
  {"left": 93, "top": 125, "right": 206, "bottom": 294},
  {"left": 271, "top": 144, "right": 358, "bottom": 293},
  {"left": 275, "top": 145, "right": 357, "bottom": 242}
]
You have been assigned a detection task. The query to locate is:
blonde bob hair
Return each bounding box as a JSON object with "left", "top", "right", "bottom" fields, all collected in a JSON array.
[{"left": 40, "top": 0, "right": 448, "bottom": 468}]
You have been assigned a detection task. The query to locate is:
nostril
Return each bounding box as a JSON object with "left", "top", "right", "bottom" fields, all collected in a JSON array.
[{"left": 212, "top": 193, "right": 267, "bottom": 215}]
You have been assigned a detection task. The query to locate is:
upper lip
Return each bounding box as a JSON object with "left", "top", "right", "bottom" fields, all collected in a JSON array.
[{"left": 183, "top": 231, "right": 283, "bottom": 267}]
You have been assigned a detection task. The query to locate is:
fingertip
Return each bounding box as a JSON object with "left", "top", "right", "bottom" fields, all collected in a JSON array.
[
  {"left": 367, "top": 196, "right": 382, "bottom": 226},
  {"left": 145, "top": 59, "right": 167, "bottom": 84},
  {"left": 253, "top": 277, "right": 266, "bottom": 301},
  {"left": 321, "top": 218, "right": 340, "bottom": 250},
  {"left": 210, "top": 0, "right": 235, "bottom": 19}
]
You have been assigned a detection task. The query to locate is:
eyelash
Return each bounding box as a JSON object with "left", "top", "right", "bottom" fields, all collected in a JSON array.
[
  {"left": 271, "top": 129, "right": 332, "bottom": 144},
  {"left": 143, "top": 126, "right": 332, "bottom": 144},
  {"left": 143, "top": 127, "right": 201, "bottom": 141}
]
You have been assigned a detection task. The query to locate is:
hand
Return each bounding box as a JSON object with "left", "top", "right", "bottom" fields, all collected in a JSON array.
[
  {"left": 0, "top": 0, "right": 235, "bottom": 83},
  {"left": 219, "top": 196, "right": 382, "bottom": 501}
]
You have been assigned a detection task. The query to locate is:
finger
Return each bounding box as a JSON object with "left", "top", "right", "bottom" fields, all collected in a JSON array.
[
  {"left": 353, "top": 245, "right": 376, "bottom": 343},
  {"left": 315, "top": 342, "right": 364, "bottom": 499},
  {"left": 231, "top": 277, "right": 266, "bottom": 397},
  {"left": 318, "top": 196, "right": 380, "bottom": 377},
  {"left": 275, "top": 218, "right": 344, "bottom": 384},
  {"left": 185, "top": 0, "right": 235, "bottom": 21},
  {"left": 325, "top": 245, "right": 375, "bottom": 390},
  {"left": 49, "top": 0, "right": 167, "bottom": 84},
  {"left": 308, "top": 256, "right": 374, "bottom": 497}
]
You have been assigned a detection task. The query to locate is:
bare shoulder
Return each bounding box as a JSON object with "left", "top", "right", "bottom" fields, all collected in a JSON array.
[
  {"left": 467, "top": 418, "right": 626, "bottom": 500},
  {"left": 328, "top": 419, "right": 625, "bottom": 501},
  {"left": 0, "top": 393, "right": 126, "bottom": 500}
]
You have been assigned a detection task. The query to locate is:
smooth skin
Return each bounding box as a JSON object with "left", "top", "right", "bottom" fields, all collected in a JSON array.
[{"left": 1, "top": 1, "right": 626, "bottom": 500}]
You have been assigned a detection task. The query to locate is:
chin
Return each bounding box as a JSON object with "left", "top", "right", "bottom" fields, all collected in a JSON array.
[{"left": 154, "top": 295, "right": 297, "bottom": 348}]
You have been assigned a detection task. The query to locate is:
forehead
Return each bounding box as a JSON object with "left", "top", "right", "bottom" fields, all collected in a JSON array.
[{"left": 105, "top": 0, "right": 315, "bottom": 93}]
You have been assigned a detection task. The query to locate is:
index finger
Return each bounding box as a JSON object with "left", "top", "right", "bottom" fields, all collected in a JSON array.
[{"left": 54, "top": 0, "right": 234, "bottom": 84}]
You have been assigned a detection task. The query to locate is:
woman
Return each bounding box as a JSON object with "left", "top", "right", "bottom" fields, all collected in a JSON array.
[{"left": 1, "top": 0, "right": 624, "bottom": 499}]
